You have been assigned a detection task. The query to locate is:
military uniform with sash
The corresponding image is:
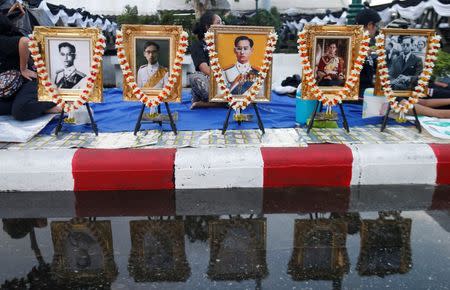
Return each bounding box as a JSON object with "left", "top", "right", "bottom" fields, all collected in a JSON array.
[
  {"left": 137, "top": 63, "right": 168, "bottom": 89},
  {"left": 54, "top": 66, "right": 86, "bottom": 89},
  {"left": 224, "top": 62, "right": 259, "bottom": 95}
]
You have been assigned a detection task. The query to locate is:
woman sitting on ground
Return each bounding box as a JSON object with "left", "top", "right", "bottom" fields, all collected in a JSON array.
[
  {"left": 189, "top": 11, "right": 223, "bottom": 109},
  {"left": 0, "top": 14, "right": 59, "bottom": 121},
  {"left": 412, "top": 80, "right": 450, "bottom": 118}
]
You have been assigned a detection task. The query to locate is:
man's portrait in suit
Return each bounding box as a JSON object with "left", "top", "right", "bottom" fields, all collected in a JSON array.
[
  {"left": 48, "top": 39, "right": 90, "bottom": 90},
  {"left": 224, "top": 35, "right": 260, "bottom": 95},
  {"left": 388, "top": 36, "right": 423, "bottom": 90}
]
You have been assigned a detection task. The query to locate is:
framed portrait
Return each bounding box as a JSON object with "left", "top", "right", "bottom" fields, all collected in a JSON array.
[
  {"left": 301, "top": 25, "right": 366, "bottom": 100},
  {"left": 288, "top": 219, "right": 349, "bottom": 281},
  {"left": 207, "top": 218, "right": 268, "bottom": 281},
  {"left": 120, "top": 25, "right": 183, "bottom": 102},
  {"left": 50, "top": 218, "right": 117, "bottom": 287},
  {"left": 33, "top": 27, "right": 103, "bottom": 102},
  {"left": 128, "top": 220, "right": 190, "bottom": 282},
  {"left": 374, "top": 28, "right": 435, "bottom": 97},
  {"left": 208, "top": 25, "right": 274, "bottom": 103},
  {"left": 357, "top": 216, "right": 412, "bottom": 276}
]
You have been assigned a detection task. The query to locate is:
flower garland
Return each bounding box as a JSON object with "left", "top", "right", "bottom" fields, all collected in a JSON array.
[
  {"left": 204, "top": 30, "right": 278, "bottom": 111},
  {"left": 28, "top": 32, "right": 106, "bottom": 113},
  {"left": 297, "top": 29, "right": 370, "bottom": 110},
  {"left": 375, "top": 33, "right": 441, "bottom": 120},
  {"left": 115, "top": 30, "right": 188, "bottom": 108}
]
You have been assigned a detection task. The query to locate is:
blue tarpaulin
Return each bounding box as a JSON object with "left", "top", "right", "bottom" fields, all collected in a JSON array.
[{"left": 40, "top": 89, "right": 401, "bottom": 134}]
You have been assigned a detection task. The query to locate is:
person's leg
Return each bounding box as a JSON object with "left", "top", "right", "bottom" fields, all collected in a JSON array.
[
  {"left": 414, "top": 103, "right": 450, "bottom": 118},
  {"left": 11, "top": 80, "right": 56, "bottom": 121},
  {"left": 0, "top": 100, "right": 13, "bottom": 116},
  {"left": 189, "top": 72, "right": 209, "bottom": 102}
]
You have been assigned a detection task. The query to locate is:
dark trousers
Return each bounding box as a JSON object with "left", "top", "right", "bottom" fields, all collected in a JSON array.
[{"left": 0, "top": 80, "right": 55, "bottom": 121}]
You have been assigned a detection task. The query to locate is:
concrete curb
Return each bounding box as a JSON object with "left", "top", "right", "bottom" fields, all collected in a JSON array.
[{"left": 0, "top": 144, "right": 449, "bottom": 192}]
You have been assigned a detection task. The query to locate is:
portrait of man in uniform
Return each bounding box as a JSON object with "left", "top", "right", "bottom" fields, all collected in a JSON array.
[
  {"left": 136, "top": 41, "right": 169, "bottom": 89},
  {"left": 47, "top": 38, "right": 90, "bottom": 91},
  {"left": 53, "top": 42, "right": 87, "bottom": 89},
  {"left": 224, "top": 36, "right": 260, "bottom": 95},
  {"left": 314, "top": 38, "right": 349, "bottom": 87}
]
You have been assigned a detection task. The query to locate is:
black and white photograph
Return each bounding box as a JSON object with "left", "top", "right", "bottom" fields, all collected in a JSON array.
[
  {"left": 385, "top": 35, "right": 427, "bottom": 90},
  {"left": 135, "top": 38, "right": 170, "bottom": 90},
  {"left": 47, "top": 38, "right": 91, "bottom": 90}
]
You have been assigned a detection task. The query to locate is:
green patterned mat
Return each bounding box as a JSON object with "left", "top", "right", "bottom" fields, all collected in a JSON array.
[{"left": 0, "top": 125, "right": 448, "bottom": 150}]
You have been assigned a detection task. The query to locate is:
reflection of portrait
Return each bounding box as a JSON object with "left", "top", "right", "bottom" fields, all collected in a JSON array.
[
  {"left": 315, "top": 39, "right": 347, "bottom": 86},
  {"left": 136, "top": 41, "right": 169, "bottom": 89},
  {"left": 224, "top": 36, "right": 260, "bottom": 95},
  {"left": 64, "top": 231, "right": 103, "bottom": 271},
  {"left": 129, "top": 220, "right": 190, "bottom": 282},
  {"left": 357, "top": 213, "right": 412, "bottom": 277},
  {"left": 288, "top": 219, "right": 349, "bottom": 281},
  {"left": 208, "top": 218, "right": 267, "bottom": 281},
  {"left": 388, "top": 36, "right": 423, "bottom": 90},
  {"left": 51, "top": 219, "right": 117, "bottom": 287},
  {"left": 53, "top": 42, "right": 87, "bottom": 89}
]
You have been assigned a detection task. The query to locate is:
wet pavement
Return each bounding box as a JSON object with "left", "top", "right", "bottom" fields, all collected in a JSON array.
[{"left": 0, "top": 186, "right": 449, "bottom": 289}]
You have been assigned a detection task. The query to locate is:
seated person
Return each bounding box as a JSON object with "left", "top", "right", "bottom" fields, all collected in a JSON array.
[
  {"left": 137, "top": 41, "right": 168, "bottom": 89},
  {"left": 189, "top": 11, "right": 225, "bottom": 109},
  {"left": 0, "top": 14, "right": 59, "bottom": 121}
]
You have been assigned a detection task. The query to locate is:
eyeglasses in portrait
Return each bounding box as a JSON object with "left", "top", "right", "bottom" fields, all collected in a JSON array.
[
  {"left": 121, "top": 25, "right": 183, "bottom": 102},
  {"left": 375, "top": 28, "right": 435, "bottom": 97},
  {"left": 208, "top": 25, "right": 274, "bottom": 103}
]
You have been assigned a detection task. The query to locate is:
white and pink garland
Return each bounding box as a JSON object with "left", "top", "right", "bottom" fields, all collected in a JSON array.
[
  {"left": 375, "top": 33, "right": 441, "bottom": 119},
  {"left": 115, "top": 30, "right": 188, "bottom": 108},
  {"left": 204, "top": 30, "right": 278, "bottom": 111},
  {"left": 297, "top": 29, "right": 370, "bottom": 109},
  {"left": 28, "top": 32, "right": 106, "bottom": 113}
]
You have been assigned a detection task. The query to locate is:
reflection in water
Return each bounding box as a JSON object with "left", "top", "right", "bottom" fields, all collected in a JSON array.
[
  {"left": 357, "top": 211, "right": 412, "bottom": 277},
  {"left": 288, "top": 216, "right": 349, "bottom": 290},
  {"left": 0, "top": 208, "right": 449, "bottom": 289},
  {"left": 208, "top": 216, "right": 268, "bottom": 282},
  {"left": 128, "top": 218, "right": 190, "bottom": 282},
  {"left": 51, "top": 218, "right": 118, "bottom": 289}
]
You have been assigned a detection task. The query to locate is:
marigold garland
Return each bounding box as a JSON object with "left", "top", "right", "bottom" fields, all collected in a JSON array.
[
  {"left": 115, "top": 30, "right": 188, "bottom": 108},
  {"left": 297, "top": 29, "right": 370, "bottom": 110},
  {"left": 375, "top": 33, "right": 441, "bottom": 120},
  {"left": 28, "top": 31, "right": 106, "bottom": 113},
  {"left": 204, "top": 30, "right": 278, "bottom": 111}
]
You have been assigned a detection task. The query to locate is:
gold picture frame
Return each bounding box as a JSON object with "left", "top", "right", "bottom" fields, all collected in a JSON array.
[
  {"left": 128, "top": 220, "right": 190, "bottom": 282},
  {"left": 374, "top": 28, "right": 435, "bottom": 97},
  {"left": 301, "top": 25, "right": 366, "bottom": 100},
  {"left": 33, "top": 27, "right": 103, "bottom": 102},
  {"left": 208, "top": 25, "right": 274, "bottom": 103},
  {"left": 288, "top": 218, "right": 349, "bottom": 281},
  {"left": 357, "top": 216, "right": 412, "bottom": 276},
  {"left": 207, "top": 218, "right": 268, "bottom": 281},
  {"left": 50, "top": 218, "right": 117, "bottom": 287},
  {"left": 120, "top": 25, "right": 183, "bottom": 102}
]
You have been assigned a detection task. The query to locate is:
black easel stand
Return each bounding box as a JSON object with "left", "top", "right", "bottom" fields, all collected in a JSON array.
[
  {"left": 221, "top": 103, "right": 265, "bottom": 135},
  {"left": 134, "top": 102, "right": 177, "bottom": 136},
  {"left": 55, "top": 102, "right": 98, "bottom": 136},
  {"left": 380, "top": 97, "right": 421, "bottom": 133},
  {"left": 306, "top": 102, "right": 349, "bottom": 134}
]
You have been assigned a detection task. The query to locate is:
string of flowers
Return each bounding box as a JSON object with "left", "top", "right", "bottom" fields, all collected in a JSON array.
[
  {"left": 115, "top": 30, "right": 188, "bottom": 108},
  {"left": 375, "top": 33, "right": 441, "bottom": 120},
  {"left": 28, "top": 31, "right": 106, "bottom": 113},
  {"left": 297, "top": 29, "right": 370, "bottom": 113},
  {"left": 204, "top": 30, "right": 278, "bottom": 111}
]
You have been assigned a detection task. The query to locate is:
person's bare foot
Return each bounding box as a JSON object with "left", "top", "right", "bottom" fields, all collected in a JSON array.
[{"left": 45, "top": 105, "right": 62, "bottom": 114}]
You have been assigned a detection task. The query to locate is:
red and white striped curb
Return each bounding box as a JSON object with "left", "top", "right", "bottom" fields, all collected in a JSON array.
[{"left": 1, "top": 144, "right": 450, "bottom": 192}]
